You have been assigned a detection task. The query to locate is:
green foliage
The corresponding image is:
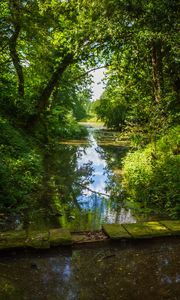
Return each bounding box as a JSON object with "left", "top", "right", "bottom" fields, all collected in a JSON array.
[
  {"left": 96, "top": 83, "right": 129, "bottom": 130},
  {"left": 46, "top": 109, "right": 88, "bottom": 139},
  {"left": 122, "top": 126, "right": 180, "bottom": 218},
  {"left": 0, "top": 0, "right": 179, "bottom": 221},
  {"left": 95, "top": 0, "right": 179, "bottom": 136},
  {"left": 0, "top": 117, "right": 43, "bottom": 212}
]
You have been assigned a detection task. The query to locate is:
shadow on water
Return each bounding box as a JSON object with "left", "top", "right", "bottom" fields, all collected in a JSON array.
[{"left": 0, "top": 237, "right": 179, "bottom": 300}]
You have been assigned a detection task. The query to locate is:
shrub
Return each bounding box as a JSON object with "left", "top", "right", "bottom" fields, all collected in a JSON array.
[
  {"left": 122, "top": 126, "right": 180, "bottom": 218},
  {"left": 0, "top": 117, "right": 43, "bottom": 212}
]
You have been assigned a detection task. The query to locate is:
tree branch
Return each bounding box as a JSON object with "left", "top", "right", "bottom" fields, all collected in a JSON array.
[
  {"left": 37, "top": 54, "right": 73, "bottom": 113},
  {"left": 9, "top": 0, "right": 24, "bottom": 97},
  {"left": 69, "top": 65, "right": 110, "bottom": 82},
  {"left": 27, "top": 53, "right": 74, "bottom": 128}
]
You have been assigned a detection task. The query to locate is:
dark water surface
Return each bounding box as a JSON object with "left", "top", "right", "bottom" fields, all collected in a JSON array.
[{"left": 0, "top": 238, "right": 179, "bottom": 300}]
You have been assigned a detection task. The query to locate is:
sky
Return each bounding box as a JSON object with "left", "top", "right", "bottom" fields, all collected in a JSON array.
[{"left": 91, "top": 67, "right": 106, "bottom": 101}]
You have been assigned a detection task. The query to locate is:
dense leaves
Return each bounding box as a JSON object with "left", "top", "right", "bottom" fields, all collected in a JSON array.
[
  {"left": 123, "top": 126, "right": 180, "bottom": 218},
  {"left": 0, "top": 0, "right": 179, "bottom": 219}
]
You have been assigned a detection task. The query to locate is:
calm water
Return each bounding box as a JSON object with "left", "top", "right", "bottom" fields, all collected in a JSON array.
[
  {"left": 1, "top": 125, "right": 165, "bottom": 232},
  {"left": 2, "top": 125, "right": 135, "bottom": 232},
  {"left": 1, "top": 125, "right": 180, "bottom": 300},
  {"left": 0, "top": 238, "right": 179, "bottom": 300},
  {"left": 36, "top": 125, "right": 136, "bottom": 231}
]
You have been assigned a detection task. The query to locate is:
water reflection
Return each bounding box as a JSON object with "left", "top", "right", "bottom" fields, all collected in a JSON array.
[
  {"left": 0, "top": 238, "right": 179, "bottom": 300},
  {"left": 56, "top": 127, "right": 136, "bottom": 230},
  {"left": 26, "top": 126, "right": 136, "bottom": 231},
  {"left": 77, "top": 133, "right": 109, "bottom": 195}
]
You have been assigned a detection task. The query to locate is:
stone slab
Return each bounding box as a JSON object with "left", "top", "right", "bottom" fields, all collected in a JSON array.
[
  {"left": 49, "top": 228, "right": 72, "bottom": 246},
  {"left": 159, "top": 220, "right": 180, "bottom": 235},
  {"left": 124, "top": 221, "right": 171, "bottom": 238},
  {"left": 0, "top": 230, "right": 27, "bottom": 249},
  {"left": 102, "top": 224, "right": 131, "bottom": 239},
  {"left": 25, "top": 230, "right": 50, "bottom": 248}
]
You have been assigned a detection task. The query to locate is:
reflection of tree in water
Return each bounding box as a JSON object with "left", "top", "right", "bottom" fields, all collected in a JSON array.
[
  {"left": 25, "top": 129, "right": 136, "bottom": 230},
  {"left": 95, "top": 144, "right": 129, "bottom": 201},
  {"left": 24, "top": 142, "right": 94, "bottom": 230},
  {"left": 46, "top": 144, "right": 94, "bottom": 209},
  {"left": 0, "top": 241, "right": 179, "bottom": 300}
]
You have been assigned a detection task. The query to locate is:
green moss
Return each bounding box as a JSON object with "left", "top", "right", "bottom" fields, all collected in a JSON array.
[
  {"left": 49, "top": 228, "right": 72, "bottom": 246},
  {"left": 25, "top": 230, "right": 50, "bottom": 248},
  {"left": 0, "top": 230, "right": 27, "bottom": 249},
  {"left": 71, "top": 234, "right": 87, "bottom": 243},
  {"left": 102, "top": 224, "right": 131, "bottom": 239},
  {"left": 159, "top": 220, "right": 180, "bottom": 234},
  {"left": 124, "top": 222, "right": 171, "bottom": 238}
]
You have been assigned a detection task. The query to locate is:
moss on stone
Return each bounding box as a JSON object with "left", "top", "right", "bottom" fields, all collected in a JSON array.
[
  {"left": 25, "top": 230, "right": 50, "bottom": 248},
  {"left": 0, "top": 220, "right": 179, "bottom": 250},
  {"left": 159, "top": 220, "right": 180, "bottom": 234},
  {"left": 49, "top": 228, "right": 72, "bottom": 246},
  {"left": 71, "top": 234, "right": 87, "bottom": 243},
  {"left": 124, "top": 221, "right": 171, "bottom": 238},
  {"left": 0, "top": 230, "right": 27, "bottom": 249},
  {"left": 102, "top": 224, "right": 131, "bottom": 239}
]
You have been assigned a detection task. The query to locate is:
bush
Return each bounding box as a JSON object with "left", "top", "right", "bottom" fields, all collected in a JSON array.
[
  {"left": 122, "top": 126, "right": 180, "bottom": 218},
  {"left": 0, "top": 117, "right": 43, "bottom": 212},
  {"left": 47, "top": 110, "right": 88, "bottom": 139}
]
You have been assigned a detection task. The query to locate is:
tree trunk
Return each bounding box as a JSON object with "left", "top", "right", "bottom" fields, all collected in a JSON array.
[
  {"left": 151, "top": 40, "right": 163, "bottom": 102},
  {"left": 26, "top": 53, "right": 73, "bottom": 129},
  {"left": 9, "top": 0, "right": 24, "bottom": 97}
]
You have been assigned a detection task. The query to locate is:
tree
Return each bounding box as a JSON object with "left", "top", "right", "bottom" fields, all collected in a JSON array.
[{"left": 95, "top": 0, "right": 179, "bottom": 138}]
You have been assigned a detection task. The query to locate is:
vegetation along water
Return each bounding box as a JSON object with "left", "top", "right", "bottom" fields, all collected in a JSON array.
[{"left": 0, "top": 1, "right": 179, "bottom": 299}]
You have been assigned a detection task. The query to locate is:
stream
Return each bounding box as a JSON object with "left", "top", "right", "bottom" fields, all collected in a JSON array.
[
  {"left": 0, "top": 125, "right": 180, "bottom": 299},
  {"left": 26, "top": 124, "right": 137, "bottom": 232},
  {"left": 3, "top": 124, "right": 168, "bottom": 232}
]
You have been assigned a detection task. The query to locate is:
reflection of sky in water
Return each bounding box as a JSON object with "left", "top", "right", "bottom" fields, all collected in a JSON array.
[
  {"left": 78, "top": 133, "right": 108, "bottom": 195},
  {"left": 76, "top": 131, "right": 136, "bottom": 224}
]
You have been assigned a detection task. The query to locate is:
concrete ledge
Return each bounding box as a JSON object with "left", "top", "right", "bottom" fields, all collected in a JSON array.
[
  {"left": 159, "top": 220, "right": 180, "bottom": 235},
  {"left": 25, "top": 231, "right": 50, "bottom": 249},
  {"left": 0, "top": 230, "right": 27, "bottom": 249},
  {"left": 102, "top": 224, "right": 131, "bottom": 239},
  {"left": 123, "top": 222, "right": 171, "bottom": 238},
  {"left": 49, "top": 228, "right": 72, "bottom": 246},
  {"left": 0, "top": 220, "right": 179, "bottom": 250},
  {"left": 0, "top": 228, "right": 72, "bottom": 250},
  {"left": 103, "top": 221, "right": 180, "bottom": 240}
]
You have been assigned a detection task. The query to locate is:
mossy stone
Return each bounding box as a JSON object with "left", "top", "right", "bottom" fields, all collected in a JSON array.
[
  {"left": 49, "top": 228, "right": 72, "bottom": 246},
  {"left": 159, "top": 220, "right": 180, "bottom": 235},
  {"left": 0, "top": 230, "right": 27, "bottom": 249},
  {"left": 72, "top": 234, "right": 87, "bottom": 243},
  {"left": 124, "top": 221, "right": 171, "bottom": 238},
  {"left": 25, "top": 230, "right": 50, "bottom": 248},
  {"left": 103, "top": 224, "right": 131, "bottom": 239}
]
